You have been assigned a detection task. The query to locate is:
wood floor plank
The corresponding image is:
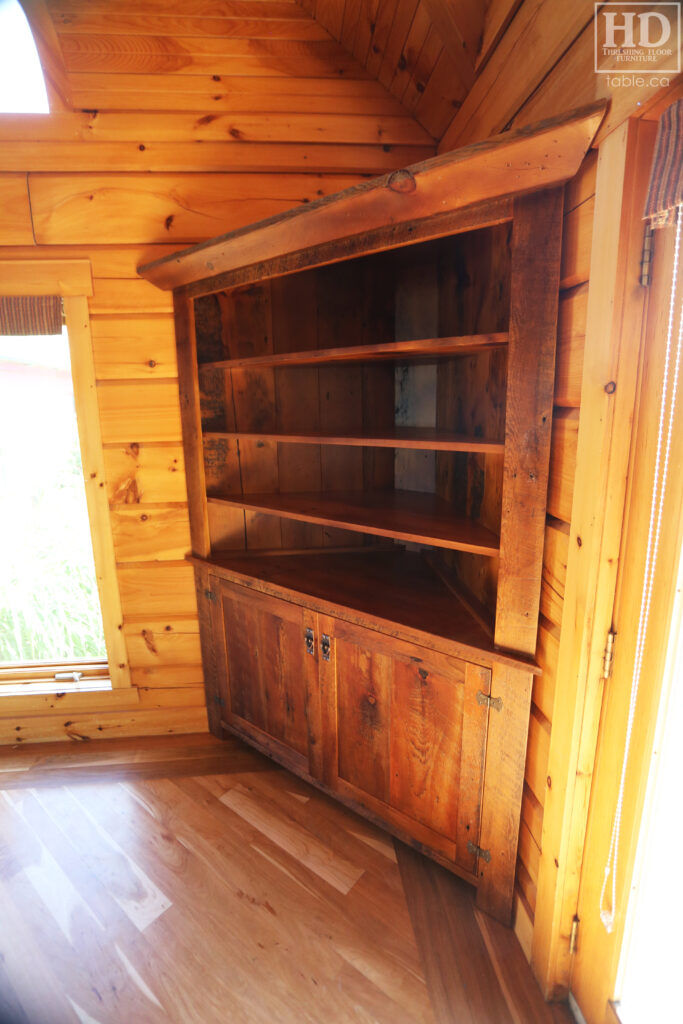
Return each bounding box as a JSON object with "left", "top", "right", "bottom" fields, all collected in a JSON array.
[
  {"left": 0, "top": 872, "right": 81, "bottom": 1024},
  {"left": 0, "top": 791, "right": 162, "bottom": 1024},
  {"left": 0, "top": 949, "right": 32, "bottom": 1024},
  {"left": 0, "top": 733, "right": 270, "bottom": 787},
  {"left": 28, "top": 785, "right": 172, "bottom": 932},
  {"left": 131, "top": 774, "right": 430, "bottom": 1021},
  {"left": 175, "top": 773, "right": 430, "bottom": 1009},
  {"left": 473, "top": 907, "right": 575, "bottom": 1024},
  {"left": 396, "top": 841, "right": 511, "bottom": 1024},
  {"left": 220, "top": 781, "right": 366, "bottom": 894},
  {"left": 0, "top": 736, "right": 567, "bottom": 1023},
  {"left": 5, "top": 788, "right": 171, "bottom": 1019},
  {"left": 54, "top": 781, "right": 310, "bottom": 1023}
]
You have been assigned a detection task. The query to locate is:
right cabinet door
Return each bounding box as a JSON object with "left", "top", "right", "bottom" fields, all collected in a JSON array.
[{"left": 318, "top": 615, "right": 491, "bottom": 876}]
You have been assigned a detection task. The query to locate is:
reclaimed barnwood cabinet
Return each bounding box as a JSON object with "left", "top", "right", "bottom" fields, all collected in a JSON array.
[{"left": 139, "top": 103, "right": 605, "bottom": 924}]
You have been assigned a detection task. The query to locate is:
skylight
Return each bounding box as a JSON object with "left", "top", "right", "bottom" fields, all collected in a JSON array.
[{"left": 0, "top": 0, "right": 49, "bottom": 113}]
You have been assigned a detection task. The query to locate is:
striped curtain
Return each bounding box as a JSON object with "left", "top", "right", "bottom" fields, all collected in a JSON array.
[
  {"left": 0, "top": 295, "right": 62, "bottom": 335},
  {"left": 644, "top": 98, "right": 683, "bottom": 228}
]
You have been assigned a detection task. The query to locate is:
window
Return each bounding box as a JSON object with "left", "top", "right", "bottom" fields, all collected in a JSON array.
[
  {"left": 0, "top": 326, "right": 112, "bottom": 692},
  {"left": 0, "top": 0, "right": 49, "bottom": 113},
  {"left": 0, "top": 286, "right": 131, "bottom": 693}
]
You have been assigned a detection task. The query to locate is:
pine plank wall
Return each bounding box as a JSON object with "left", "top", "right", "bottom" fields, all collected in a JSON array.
[{"left": 0, "top": 0, "right": 671, "bottom": 969}]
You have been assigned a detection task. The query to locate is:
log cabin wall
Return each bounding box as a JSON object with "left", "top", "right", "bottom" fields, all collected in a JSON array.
[
  {"left": 0, "top": 0, "right": 435, "bottom": 745},
  {"left": 0, "top": 0, "right": 675, "bottom": 985}
]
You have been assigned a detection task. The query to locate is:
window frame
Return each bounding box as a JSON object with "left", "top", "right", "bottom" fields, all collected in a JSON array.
[{"left": 0, "top": 262, "right": 131, "bottom": 691}]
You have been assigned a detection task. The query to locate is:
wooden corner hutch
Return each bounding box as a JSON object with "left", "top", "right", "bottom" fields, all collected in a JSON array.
[{"left": 139, "top": 103, "right": 605, "bottom": 925}]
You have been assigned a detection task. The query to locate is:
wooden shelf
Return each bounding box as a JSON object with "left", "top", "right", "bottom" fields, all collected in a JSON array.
[
  {"left": 192, "top": 548, "right": 536, "bottom": 672},
  {"left": 204, "top": 428, "right": 505, "bottom": 453},
  {"left": 207, "top": 489, "right": 500, "bottom": 555},
  {"left": 198, "top": 333, "right": 508, "bottom": 370}
]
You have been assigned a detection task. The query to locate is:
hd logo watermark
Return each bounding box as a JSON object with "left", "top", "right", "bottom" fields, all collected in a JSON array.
[{"left": 594, "top": 2, "right": 681, "bottom": 88}]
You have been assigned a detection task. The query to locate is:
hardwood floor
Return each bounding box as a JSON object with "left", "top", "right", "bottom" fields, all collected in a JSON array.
[{"left": 0, "top": 734, "right": 573, "bottom": 1023}]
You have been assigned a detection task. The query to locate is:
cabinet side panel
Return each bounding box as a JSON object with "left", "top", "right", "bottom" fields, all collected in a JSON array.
[
  {"left": 174, "top": 290, "right": 210, "bottom": 557},
  {"left": 477, "top": 665, "right": 534, "bottom": 924},
  {"left": 495, "top": 189, "right": 564, "bottom": 656}
]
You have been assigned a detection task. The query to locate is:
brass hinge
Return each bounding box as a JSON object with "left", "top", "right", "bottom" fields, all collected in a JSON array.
[
  {"left": 640, "top": 222, "right": 655, "bottom": 287},
  {"left": 602, "top": 631, "right": 616, "bottom": 680},
  {"left": 467, "top": 841, "right": 492, "bottom": 863},
  {"left": 569, "top": 915, "right": 580, "bottom": 956},
  {"left": 476, "top": 690, "right": 503, "bottom": 712}
]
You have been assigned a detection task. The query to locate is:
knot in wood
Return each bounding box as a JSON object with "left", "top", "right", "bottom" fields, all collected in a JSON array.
[{"left": 387, "top": 169, "right": 417, "bottom": 195}]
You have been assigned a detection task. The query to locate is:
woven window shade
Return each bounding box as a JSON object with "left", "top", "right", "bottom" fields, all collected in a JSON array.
[
  {"left": 644, "top": 98, "right": 683, "bottom": 228},
  {"left": 0, "top": 295, "right": 62, "bottom": 336}
]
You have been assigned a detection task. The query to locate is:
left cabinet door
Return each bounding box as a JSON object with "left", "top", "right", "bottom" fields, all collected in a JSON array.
[{"left": 211, "top": 579, "right": 322, "bottom": 779}]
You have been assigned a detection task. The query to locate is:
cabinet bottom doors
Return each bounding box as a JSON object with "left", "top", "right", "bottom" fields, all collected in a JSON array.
[
  {"left": 212, "top": 580, "right": 322, "bottom": 779},
  {"left": 319, "top": 616, "right": 491, "bottom": 878}
]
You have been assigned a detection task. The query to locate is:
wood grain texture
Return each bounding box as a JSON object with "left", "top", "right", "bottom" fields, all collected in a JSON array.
[
  {"left": 92, "top": 315, "right": 177, "bottom": 379},
  {"left": 63, "top": 296, "right": 132, "bottom": 690},
  {"left": 0, "top": 0, "right": 446, "bottom": 767},
  {"left": 0, "top": 109, "right": 432, "bottom": 145},
  {"left": 66, "top": 72, "right": 410, "bottom": 115},
  {"left": 139, "top": 103, "right": 604, "bottom": 289},
  {"left": 1, "top": 138, "right": 434, "bottom": 174},
  {"left": 0, "top": 174, "right": 34, "bottom": 244},
  {"left": 531, "top": 120, "right": 656, "bottom": 999},
  {"left": 205, "top": 427, "right": 504, "bottom": 452},
  {"left": 201, "top": 332, "right": 508, "bottom": 369},
  {"left": 97, "top": 380, "right": 183, "bottom": 444},
  {"left": 513, "top": 18, "right": 677, "bottom": 147},
  {"left": 555, "top": 284, "right": 587, "bottom": 408},
  {"left": 397, "top": 840, "right": 573, "bottom": 1023},
  {"left": 208, "top": 489, "right": 501, "bottom": 554},
  {"left": 0, "top": 258, "right": 92, "bottom": 295},
  {"left": 212, "top": 582, "right": 319, "bottom": 774},
  {"left": 439, "top": 0, "right": 596, "bottom": 150},
  {"left": 494, "top": 189, "right": 563, "bottom": 656},
  {"left": 104, "top": 443, "right": 187, "bottom": 505},
  {"left": 110, "top": 505, "right": 192, "bottom": 562},
  {"left": 117, "top": 561, "right": 197, "bottom": 619},
  {"left": 30, "top": 171, "right": 362, "bottom": 245},
  {"left": 174, "top": 291, "right": 211, "bottom": 557},
  {"left": 310, "top": 0, "right": 470, "bottom": 138},
  {"left": 0, "top": 733, "right": 570, "bottom": 1021},
  {"left": 0, "top": 706, "right": 208, "bottom": 744},
  {"left": 547, "top": 410, "right": 579, "bottom": 526},
  {"left": 477, "top": 664, "right": 534, "bottom": 924}
]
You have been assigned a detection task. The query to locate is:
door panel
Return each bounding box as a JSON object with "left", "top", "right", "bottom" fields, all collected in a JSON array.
[
  {"left": 570, "top": 220, "right": 683, "bottom": 1021},
  {"left": 322, "top": 615, "right": 490, "bottom": 870},
  {"left": 212, "top": 580, "right": 319, "bottom": 776}
]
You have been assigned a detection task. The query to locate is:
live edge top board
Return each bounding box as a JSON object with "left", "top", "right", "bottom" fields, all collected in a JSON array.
[{"left": 139, "top": 102, "right": 606, "bottom": 925}]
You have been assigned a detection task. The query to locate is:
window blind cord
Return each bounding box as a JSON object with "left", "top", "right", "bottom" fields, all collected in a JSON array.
[{"left": 600, "top": 205, "right": 683, "bottom": 934}]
